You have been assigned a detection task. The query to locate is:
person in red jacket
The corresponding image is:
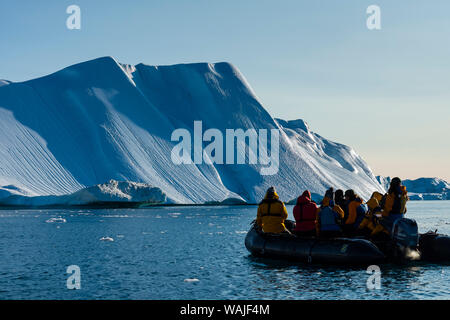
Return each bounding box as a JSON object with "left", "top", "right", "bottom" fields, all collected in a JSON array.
[{"left": 293, "top": 190, "right": 318, "bottom": 237}]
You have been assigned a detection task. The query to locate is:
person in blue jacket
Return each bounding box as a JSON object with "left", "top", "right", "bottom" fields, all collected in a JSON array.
[{"left": 317, "top": 188, "right": 345, "bottom": 238}]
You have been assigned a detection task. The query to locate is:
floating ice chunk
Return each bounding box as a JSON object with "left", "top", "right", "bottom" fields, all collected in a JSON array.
[
  {"left": 184, "top": 278, "right": 199, "bottom": 283},
  {"left": 100, "top": 236, "right": 114, "bottom": 242},
  {"left": 46, "top": 217, "right": 66, "bottom": 223}
]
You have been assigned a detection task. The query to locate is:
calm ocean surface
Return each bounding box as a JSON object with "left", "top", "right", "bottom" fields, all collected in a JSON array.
[{"left": 1, "top": 201, "right": 449, "bottom": 300}]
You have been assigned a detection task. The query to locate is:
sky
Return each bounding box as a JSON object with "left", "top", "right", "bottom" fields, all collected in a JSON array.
[{"left": 1, "top": 0, "right": 449, "bottom": 181}]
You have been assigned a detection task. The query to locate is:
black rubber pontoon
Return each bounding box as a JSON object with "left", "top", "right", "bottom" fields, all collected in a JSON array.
[
  {"left": 419, "top": 232, "right": 450, "bottom": 262},
  {"left": 245, "top": 224, "right": 385, "bottom": 265}
]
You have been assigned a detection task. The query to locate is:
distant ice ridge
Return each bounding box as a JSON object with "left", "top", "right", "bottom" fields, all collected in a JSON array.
[
  {"left": 0, "top": 56, "right": 384, "bottom": 205},
  {"left": 376, "top": 176, "right": 450, "bottom": 200},
  {"left": 0, "top": 185, "right": 34, "bottom": 199},
  {"left": 0, "top": 180, "right": 167, "bottom": 206}
]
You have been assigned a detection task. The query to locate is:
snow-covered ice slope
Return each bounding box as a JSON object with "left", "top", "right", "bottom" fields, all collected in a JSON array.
[{"left": 0, "top": 56, "right": 383, "bottom": 204}]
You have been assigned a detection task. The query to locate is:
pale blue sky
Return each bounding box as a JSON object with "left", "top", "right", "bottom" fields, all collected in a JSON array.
[{"left": 1, "top": 0, "right": 449, "bottom": 181}]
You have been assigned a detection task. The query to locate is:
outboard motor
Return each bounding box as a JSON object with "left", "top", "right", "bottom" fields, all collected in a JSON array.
[
  {"left": 391, "top": 218, "right": 420, "bottom": 261},
  {"left": 392, "top": 218, "right": 419, "bottom": 248}
]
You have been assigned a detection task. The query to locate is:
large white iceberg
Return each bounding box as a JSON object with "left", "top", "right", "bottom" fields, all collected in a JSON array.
[{"left": 0, "top": 56, "right": 384, "bottom": 205}]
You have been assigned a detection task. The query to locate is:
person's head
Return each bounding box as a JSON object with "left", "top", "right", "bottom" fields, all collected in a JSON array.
[
  {"left": 265, "top": 186, "right": 278, "bottom": 199},
  {"left": 302, "top": 190, "right": 311, "bottom": 199},
  {"left": 335, "top": 189, "right": 344, "bottom": 202},
  {"left": 297, "top": 190, "right": 311, "bottom": 204},
  {"left": 389, "top": 177, "right": 402, "bottom": 194},
  {"left": 344, "top": 189, "right": 356, "bottom": 201},
  {"left": 324, "top": 187, "right": 334, "bottom": 202}
]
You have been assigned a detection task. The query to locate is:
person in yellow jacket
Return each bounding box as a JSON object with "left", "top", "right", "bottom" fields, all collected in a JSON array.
[
  {"left": 381, "top": 178, "right": 409, "bottom": 218},
  {"left": 358, "top": 191, "right": 384, "bottom": 236},
  {"left": 372, "top": 177, "right": 409, "bottom": 236},
  {"left": 256, "top": 187, "right": 289, "bottom": 234}
]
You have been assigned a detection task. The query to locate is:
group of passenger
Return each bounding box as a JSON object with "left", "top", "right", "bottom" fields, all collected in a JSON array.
[{"left": 255, "top": 177, "right": 409, "bottom": 239}]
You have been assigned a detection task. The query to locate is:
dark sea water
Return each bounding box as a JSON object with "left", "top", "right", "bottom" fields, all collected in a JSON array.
[{"left": 0, "top": 201, "right": 449, "bottom": 300}]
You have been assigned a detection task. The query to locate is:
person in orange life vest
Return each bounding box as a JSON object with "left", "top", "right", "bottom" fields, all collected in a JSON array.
[
  {"left": 256, "top": 187, "right": 289, "bottom": 234},
  {"left": 381, "top": 177, "right": 409, "bottom": 220},
  {"left": 372, "top": 177, "right": 409, "bottom": 236},
  {"left": 358, "top": 191, "right": 384, "bottom": 236},
  {"left": 292, "top": 190, "right": 318, "bottom": 237},
  {"left": 341, "top": 189, "right": 367, "bottom": 236},
  {"left": 317, "top": 188, "right": 345, "bottom": 238}
]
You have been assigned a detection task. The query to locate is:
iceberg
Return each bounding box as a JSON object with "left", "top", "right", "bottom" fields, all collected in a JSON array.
[
  {"left": 376, "top": 176, "right": 449, "bottom": 200},
  {"left": 0, "top": 56, "right": 384, "bottom": 205},
  {"left": 0, "top": 180, "right": 167, "bottom": 207}
]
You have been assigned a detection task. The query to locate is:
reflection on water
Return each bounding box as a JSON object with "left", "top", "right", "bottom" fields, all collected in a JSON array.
[
  {"left": 245, "top": 256, "right": 450, "bottom": 299},
  {"left": 0, "top": 201, "right": 449, "bottom": 299}
]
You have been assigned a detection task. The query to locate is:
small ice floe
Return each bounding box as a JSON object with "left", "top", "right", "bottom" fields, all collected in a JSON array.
[
  {"left": 184, "top": 278, "right": 199, "bottom": 283},
  {"left": 99, "top": 214, "right": 129, "bottom": 218},
  {"left": 99, "top": 236, "right": 114, "bottom": 242},
  {"left": 168, "top": 212, "right": 181, "bottom": 218},
  {"left": 45, "top": 217, "right": 67, "bottom": 223}
]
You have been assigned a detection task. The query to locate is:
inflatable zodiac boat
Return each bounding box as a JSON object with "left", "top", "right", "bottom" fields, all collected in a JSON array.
[{"left": 245, "top": 219, "right": 450, "bottom": 264}]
